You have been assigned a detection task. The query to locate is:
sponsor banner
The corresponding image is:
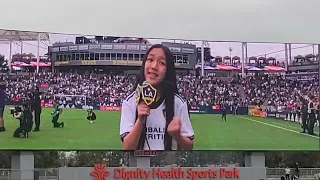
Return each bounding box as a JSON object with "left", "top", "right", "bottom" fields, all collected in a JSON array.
[
  {"left": 59, "top": 166, "right": 267, "bottom": 180},
  {"left": 276, "top": 112, "right": 287, "bottom": 119},
  {"left": 169, "top": 47, "right": 181, "bottom": 53},
  {"left": 59, "top": 46, "right": 68, "bottom": 51},
  {"left": 113, "top": 44, "right": 126, "bottom": 50},
  {"left": 248, "top": 105, "right": 267, "bottom": 117},
  {"left": 69, "top": 46, "right": 78, "bottom": 51},
  {"left": 81, "top": 60, "right": 97, "bottom": 65},
  {"left": 182, "top": 48, "right": 195, "bottom": 54},
  {"left": 51, "top": 45, "right": 195, "bottom": 54},
  {"left": 189, "top": 105, "right": 207, "bottom": 114},
  {"left": 112, "top": 60, "right": 142, "bottom": 66},
  {"left": 266, "top": 112, "right": 277, "bottom": 118},
  {"left": 52, "top": 47, "right": 60, "bottom": 52},
  {"left": 53, "top": 60, "right": 194, "bottom": 68},
  {"left": 140, "top": 45, "right": 148, "bottom": 51},
  {"left": 190, "top": 105, "right": 247, "bottom": 115},
  {"left": 189, "top": 109, "right": 200, "bottom": 113},
  {"left": 101, "top": 44, "right": 113, "bottom": 50},
  {"left": 23, "top": 99, "right": 248, "bottom": 115},
  {"left": 126, "top": 45, "right": 140, "bottom": 51},
  {"left": 89, "top": 44, "right": 100, "bottom": 50},
  {"left": 78, "top": 45, "right": 89, "bottom": 51},
  {"left": 212, "top": 105, "right": 220, "bottom": 110},
  {"left": 55, "top": 61, "right": 70, "bottom": 66},
  {"left": 100, "top": 106, "right": 121, "bottom": 111},
  {"left": 190, "top": 106, "right": 200, "bottom": 111},
  {"left": 54, "top": 60, "right": 141, "bottom": 67}
]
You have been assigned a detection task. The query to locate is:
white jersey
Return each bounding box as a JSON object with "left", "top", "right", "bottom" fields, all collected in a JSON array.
[
  {"left": 285, "top": 168, "right": 290, "bottom": 175},
  {"left": 120, "top": 92, "right": 194, "bottom": 150}
]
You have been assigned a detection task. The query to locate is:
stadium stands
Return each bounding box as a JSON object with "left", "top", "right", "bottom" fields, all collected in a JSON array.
[{"left": 1, "top": 72, "right": 318, "bottom": 111}]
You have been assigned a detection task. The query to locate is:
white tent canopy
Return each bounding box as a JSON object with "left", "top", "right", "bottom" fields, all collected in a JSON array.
[{"left": 0, "top": 29, "right": 50, "bottom": 73}]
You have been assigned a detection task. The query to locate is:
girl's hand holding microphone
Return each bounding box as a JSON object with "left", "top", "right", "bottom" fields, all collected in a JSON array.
[{"left": 137, "top": 102, "right": 150, "bottom": 124}]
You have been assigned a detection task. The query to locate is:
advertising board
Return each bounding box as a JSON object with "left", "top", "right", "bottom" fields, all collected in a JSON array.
[{"left": 58, "top": 165, "right": 267, "bottom": 180}]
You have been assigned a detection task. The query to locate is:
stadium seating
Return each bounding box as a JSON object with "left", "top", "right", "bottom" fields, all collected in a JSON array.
[{"left": 1, "top": 72, "right": 318, "bottom": 110}]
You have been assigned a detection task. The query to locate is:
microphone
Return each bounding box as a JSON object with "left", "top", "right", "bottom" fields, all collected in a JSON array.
[
  {"left": 138, "top": 81, "right": 157, "bottom": 123},
  {"left": 141, "top": 81, "right": 157, "bottom": 106}
]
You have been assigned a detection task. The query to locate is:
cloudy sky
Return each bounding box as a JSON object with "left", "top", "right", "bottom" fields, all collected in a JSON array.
[{"left": 0, "top": 33, "right": 317, "bottom": 62}]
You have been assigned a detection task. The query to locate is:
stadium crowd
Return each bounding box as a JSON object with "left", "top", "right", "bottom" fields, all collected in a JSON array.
[
  {"left": 242, "top": 74, "right": 319, "bottom": 109},
  {"left": 0, "top": 72, "right": 318, "bottom": 111}
]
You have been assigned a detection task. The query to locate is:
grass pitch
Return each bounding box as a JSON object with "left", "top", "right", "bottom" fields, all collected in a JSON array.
[{"left": 0, "top": 108, "right": 318, "bottom": 150}]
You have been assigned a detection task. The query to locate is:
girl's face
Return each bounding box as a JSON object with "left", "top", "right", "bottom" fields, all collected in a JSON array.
[{"left": 144, "top": 48, "right": 167, "bottom": 87}]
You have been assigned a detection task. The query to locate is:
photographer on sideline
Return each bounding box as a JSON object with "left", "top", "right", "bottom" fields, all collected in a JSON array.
[
  {"left": 32, "top": 87, "right": 42, "bottom": 132},
  {"left": 12, "top": 104, "right": 33, "bottom": 138},
  {"left": 87, "top": 107, "right": 96, "bottom": 124},
  {"left": 0, "top": 83, "right": 6, "bottom": 132},
  {"left": 51, "top": 100, "right": 64, "bottom": 128}
]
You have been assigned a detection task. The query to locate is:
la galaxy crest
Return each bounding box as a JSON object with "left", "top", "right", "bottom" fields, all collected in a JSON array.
[{"left": 141, "top": 83, "right": 157, "bottom": 106}]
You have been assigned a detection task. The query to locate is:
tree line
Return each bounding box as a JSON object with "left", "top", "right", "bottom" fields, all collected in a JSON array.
[{"left": 0, "top": 151, "right": 319, "bottom": 169}]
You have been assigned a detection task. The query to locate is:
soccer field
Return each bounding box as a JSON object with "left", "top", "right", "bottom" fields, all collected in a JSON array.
[{"left": 0, "top": 108, "right": 319, "bottom": 150}]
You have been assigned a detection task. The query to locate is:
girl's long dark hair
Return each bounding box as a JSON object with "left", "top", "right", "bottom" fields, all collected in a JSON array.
[{"left": 132, "top": 44, "right": 178, "bottom": 150}]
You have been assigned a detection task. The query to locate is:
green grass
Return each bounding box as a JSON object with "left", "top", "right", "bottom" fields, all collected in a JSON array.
[{"left": 0, "top": 108, "right": 318, "bottom": 150}]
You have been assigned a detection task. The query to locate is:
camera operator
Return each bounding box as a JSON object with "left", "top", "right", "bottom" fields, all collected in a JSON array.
[
  {"left": 0, "top": 83, "right": 6, "bottom": 132},
  {"left": 32, "top": 87, "right": 41, "bottom": 132},
  {"left": 12, "top": 102, "right": 33, "bottom": 138},
  {"left": 87, "top": 107, "right": 96, "bottom": 124}
]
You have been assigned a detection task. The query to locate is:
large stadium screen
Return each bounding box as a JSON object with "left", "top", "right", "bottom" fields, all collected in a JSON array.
[{"left": 0, "top": 30, "right": 318, "bottom": 150}]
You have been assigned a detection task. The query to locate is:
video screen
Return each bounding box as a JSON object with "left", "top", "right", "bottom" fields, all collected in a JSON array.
[{"left": 0, "top": 30, "right": 318, "bottom": 150}]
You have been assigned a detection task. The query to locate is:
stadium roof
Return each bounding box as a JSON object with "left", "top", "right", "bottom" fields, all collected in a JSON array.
[{"left": 0, "top": 30, "right": 50, "bottom": 41}]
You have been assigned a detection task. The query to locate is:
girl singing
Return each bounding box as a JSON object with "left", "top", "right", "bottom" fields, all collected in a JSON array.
[{"left": 119, "top": 44, "right": 194, "bottom": 150}]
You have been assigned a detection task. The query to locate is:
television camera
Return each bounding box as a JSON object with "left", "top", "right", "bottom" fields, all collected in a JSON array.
[{"left": 10, "top": 92, "right": 34, "bottom": 114}]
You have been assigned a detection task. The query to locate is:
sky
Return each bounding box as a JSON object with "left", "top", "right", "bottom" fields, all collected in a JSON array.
[{"left": 0, "top": 33, "right": 318, "bottom": 62}]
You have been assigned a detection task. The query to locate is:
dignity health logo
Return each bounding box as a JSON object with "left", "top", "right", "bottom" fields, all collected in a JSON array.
[
  {"left": 90, "top": 164, "right": 110, "bottom": 180},
  {"left": 90, "top": 164, "right": 240, "bottom": 180}
]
